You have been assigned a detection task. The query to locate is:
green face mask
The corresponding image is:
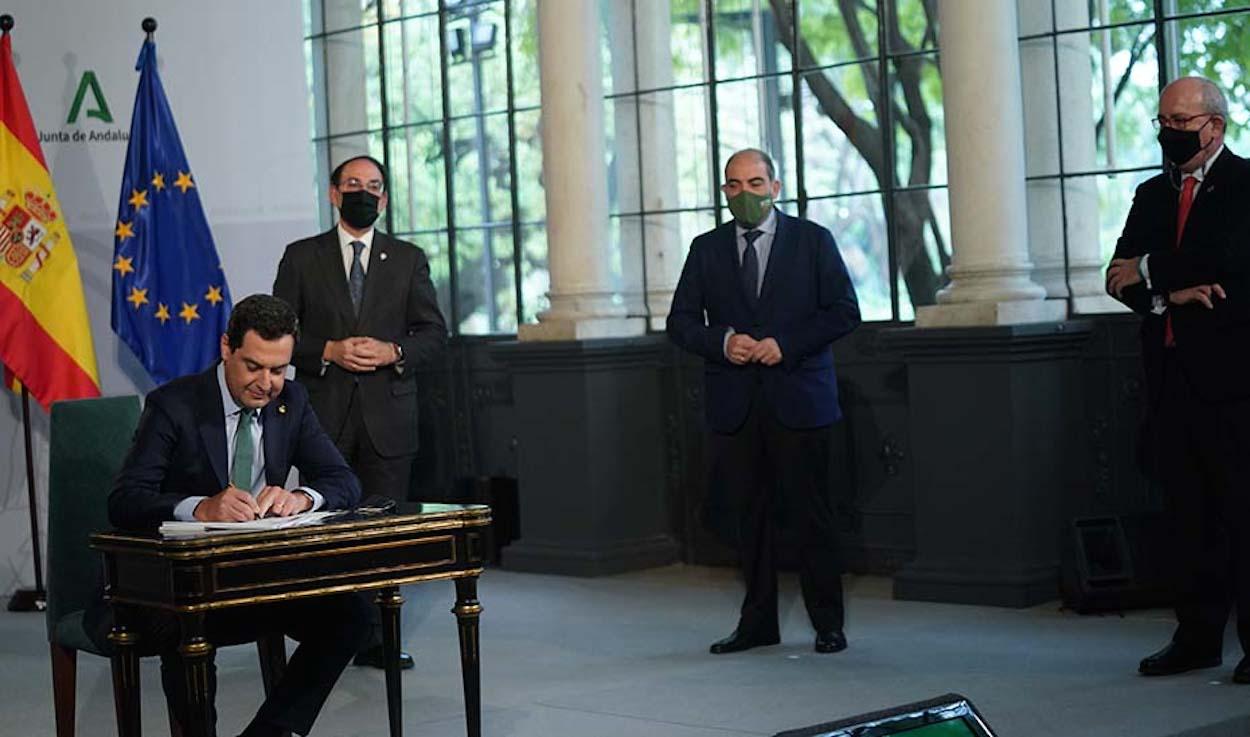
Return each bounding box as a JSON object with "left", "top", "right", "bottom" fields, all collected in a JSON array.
[{"left": 727, "top": 190, "right": 773, "bottom": 227}]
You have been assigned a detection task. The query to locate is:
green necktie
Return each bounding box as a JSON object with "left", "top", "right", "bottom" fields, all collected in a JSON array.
[{"left": 231, "top": 408, "right": 255, "bottom": 490}]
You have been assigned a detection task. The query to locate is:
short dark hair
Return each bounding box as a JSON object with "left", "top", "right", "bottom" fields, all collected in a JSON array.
[
  {"left": 225, "top": 295, "right": 299, "bottom": 350},
  {"left": 330, "top": 155, "right": 388, "bottom": 189},
  {"left": 725, "top": 148, "right": 776, "bottom": 180}
]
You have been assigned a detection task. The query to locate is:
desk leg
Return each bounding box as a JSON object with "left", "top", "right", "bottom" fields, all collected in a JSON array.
[
  {"left": 377, "top": 586, "right": 405, "bottom": 737},
  {"left": 107, "top": 608, "right": 142, "bottom": 737},
  {"left": 453, "top": 576, "right": 482, "bottom": 737},
  {"left": 179, "top": 613, "right": 216, "bottom": 737}
]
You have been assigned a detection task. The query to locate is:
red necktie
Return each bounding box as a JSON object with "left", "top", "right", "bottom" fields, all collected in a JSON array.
[{"left": 1164, "top": 175, "right": 1199, "bottom": 347}]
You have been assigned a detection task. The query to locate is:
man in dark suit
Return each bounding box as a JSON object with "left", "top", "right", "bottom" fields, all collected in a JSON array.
[
  {"left": 273, "top": 154, "right": 447, "bottom": 668},
  {"left": 668, "top": 148, "right": 860, "bottom": 655},
  {"left": 1106, "top": 76, "right": 1250, "bottom": 684},
  {"left": 109, "top": 294, "right": 370, "bottom": 737}
]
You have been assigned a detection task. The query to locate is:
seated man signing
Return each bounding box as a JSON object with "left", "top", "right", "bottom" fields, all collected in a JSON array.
[{"left": 108, "top": 294, "right": 370, "bottom": 737}]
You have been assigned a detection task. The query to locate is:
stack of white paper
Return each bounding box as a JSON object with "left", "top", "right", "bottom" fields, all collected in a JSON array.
[{"left": 158, "top": 510, "right": 338, "bottom": 536}]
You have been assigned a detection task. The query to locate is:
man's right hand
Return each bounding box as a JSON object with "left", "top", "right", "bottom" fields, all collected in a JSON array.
[
  {"left": 1168, "top": 284, "right": 1226, "bottom": 309},
  {"left": 324, "top": 338, "right": 381, "bottom": 372},
  {"left": 194, "top": 486, "right": 261, "bottom": 522},
  {"left": 726, "top": 333, "right": 759, "bottom": 365}
]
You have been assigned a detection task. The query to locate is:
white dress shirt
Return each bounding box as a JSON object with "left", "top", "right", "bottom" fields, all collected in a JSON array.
[
  {"left": 338, "top": 224, "right": 375, "bottom": 277},
  {"left": 723, "top": 208, "right": 779, "bottom": 358}
]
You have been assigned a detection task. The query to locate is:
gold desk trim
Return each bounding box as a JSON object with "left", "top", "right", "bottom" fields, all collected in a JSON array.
[
  {"left": 93, "top": 513, "right": 490, "bottom": 561},
  {"left": 211, "top": 534, "right": 458, "bottom": 594},
  {"left": 107, "top": 567, "right": 485, "bottom": 614}
]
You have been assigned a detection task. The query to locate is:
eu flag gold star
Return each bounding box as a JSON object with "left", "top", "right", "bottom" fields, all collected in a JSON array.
[
  {"left": 204, "top": 285, "right": 224, "bottom": 306},
  {"left": 179, "top": 302, "right": 200, "bottom": 324},
  {"left": 115, "top": 220, "right": 135, "bottom": 240},
  {"left": 126, "top": 287, "right": 149, "bottom": 309},
  {"left": 174, "top": 171, "right": 195, "bottom": 193},
  {"left": 152, "top": 172, "right": 165, "bottom": 191},
  {"left": 155, "top": 303, "right": 171, "bottom": 324},
  {"left": 112, "top": 255, "right": 134, "bottom": 277},
  {"left": 129, "top": 189, "right": 149, "bottom": 210}
]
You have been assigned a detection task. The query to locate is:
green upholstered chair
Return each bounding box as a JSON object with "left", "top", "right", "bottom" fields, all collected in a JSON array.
[{"left": 44, "top": 395, "right": 287, "bottom": 737}]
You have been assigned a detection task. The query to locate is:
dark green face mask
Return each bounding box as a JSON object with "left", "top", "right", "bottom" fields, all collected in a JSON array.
[{"left": 727, "top": 190, "right": 773, "bottom": 227}]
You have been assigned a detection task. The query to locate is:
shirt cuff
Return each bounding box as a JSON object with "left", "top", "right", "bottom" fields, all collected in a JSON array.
[
  {"left": 173, "top": 496, "right": 207, "bottom": 521},
  {"left": 1140, "top": 254, "right": 1152, "bottom": 290},
  {"left": 722, "top": 328, "right": 735, "bottom": 359},
  {"left": 296, "top": 486, "right": 324, "bottom": 511}
]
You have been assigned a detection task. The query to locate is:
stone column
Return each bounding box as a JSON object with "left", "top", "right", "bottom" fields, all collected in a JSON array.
[
  {"left": 520, "top": 0, "right": 645, "bottom": 341},
  {"left": 917, "top": 0, "right": 1064, "bottom": 327},
  {"left": 1018, "top": 0, "right": 1120, "bottom": 313},
  {"left": 607, "top": 0, "right": 684, "bottom": 331}
]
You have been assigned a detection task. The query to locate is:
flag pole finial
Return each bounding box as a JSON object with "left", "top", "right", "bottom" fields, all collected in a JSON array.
[
  {"left": 142, "top": 17, "right": 157, "bottom": 39},
  {"left": 1, "top": 15, "right": 15, "bottom": 34}
]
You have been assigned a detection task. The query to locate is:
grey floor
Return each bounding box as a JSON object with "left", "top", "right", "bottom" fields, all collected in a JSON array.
[{"left": 4, "top": 565, "right": 1250, "bottom": 737}]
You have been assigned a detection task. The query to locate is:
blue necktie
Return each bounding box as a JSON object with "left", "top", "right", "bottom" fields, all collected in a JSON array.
[
  {"left": 349, "top": 240, "right": 366, "bottom": 313},
  {"left": 741, "top": 229, "right": 763, "bottom": 308}
]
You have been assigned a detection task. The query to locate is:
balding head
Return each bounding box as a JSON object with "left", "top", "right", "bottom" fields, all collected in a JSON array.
[{"left": 1161, "top": 76, "right": 1229, "bottom": 119}]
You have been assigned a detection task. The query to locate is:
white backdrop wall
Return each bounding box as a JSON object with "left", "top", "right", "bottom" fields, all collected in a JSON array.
[{"left": 0, "top": 1, "right": 318, "bottom": 596}]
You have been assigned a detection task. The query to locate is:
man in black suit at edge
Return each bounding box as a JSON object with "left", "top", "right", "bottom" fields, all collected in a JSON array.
[
  {"left": 109, "top": 294, "right": 370, "bottom": 737},
  {"left": 668, "top": 148, "right": 860, "bottom": 655},
  {"left": 273, "top": 155, "right": 447, "bottom": 669},
  {"left": 1107, "top": 76, "right": 1250, "bottom": 683}
]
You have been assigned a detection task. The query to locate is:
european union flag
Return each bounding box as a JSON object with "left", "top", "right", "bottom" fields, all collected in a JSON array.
[{"left": 111, "top": 37, "right": 231, "bottom": 385}]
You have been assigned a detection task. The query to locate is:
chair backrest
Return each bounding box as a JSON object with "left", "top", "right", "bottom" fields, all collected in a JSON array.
[{"left": 44, "top": 395, "right": 142, "bottom": 631}]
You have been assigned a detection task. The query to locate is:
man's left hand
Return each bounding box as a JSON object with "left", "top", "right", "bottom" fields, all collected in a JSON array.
[
  {"left": 1106, "top": 257, "right": 1143, "bottom": 297},
  {"left": 750, "top": 337, "right": 783, "bottom": 366},
  {"left": 256, "top": 486, "right": 312, "bottom": 517}
]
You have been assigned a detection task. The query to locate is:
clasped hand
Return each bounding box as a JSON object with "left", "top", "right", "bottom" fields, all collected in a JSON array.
[
  {"left": 325, "top": 336, "right": 397, "bottom": 372},
  {"left": 1105, "top": 257, "right": 1143, "bottom": 298},
  {"left": 727, "top": 334, "right": 783, "bottom": 366},
  {"left": 193, "top": 485, "right": 311, "bottom": 522}
]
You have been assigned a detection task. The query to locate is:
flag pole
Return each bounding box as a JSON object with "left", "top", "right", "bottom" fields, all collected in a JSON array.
[
  {"left": 3, "top": 12, "right": 47, "bottom": 614},
  {"left": 8, "top": 385, "right": 46, "bottom": 612},
  {"left": 143, "top": 16, "right": 156, "bottom": 40}
]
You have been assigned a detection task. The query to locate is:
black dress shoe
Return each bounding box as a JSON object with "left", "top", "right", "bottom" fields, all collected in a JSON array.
[
  {"left": 353, "top": 644, "right": 416, "bottom": 670},
  {"left": 814, "top": 630, "right": 847, "bottom": 654},
  {"left": 1233, "top": 658, "right": 1250, "bottom": 684},
  {"left": 709, "top": 629, "right": 780, "bottom": 654},
  {"left": 1138, "top": 643, "right": 1221, "bottom": 676}
]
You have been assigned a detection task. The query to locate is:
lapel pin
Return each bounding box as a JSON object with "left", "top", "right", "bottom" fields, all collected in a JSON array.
[
  {"left": 278, "top": 404, "right": 287, "bottom": 414},
  {"left": 380, "top": 251, "right": 388, "bottom": 261}
]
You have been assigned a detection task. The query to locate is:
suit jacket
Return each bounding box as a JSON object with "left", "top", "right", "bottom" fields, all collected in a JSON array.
[
  {"left": 1110, "top": 148, "right": 1250, "bottom": 406},
  {"left": 667, "top": 210, "right": 861, "bottom": 433},
  {"left": 108, "top": 366, "right": 361, "bottom": 531},
  {"left": 273, "top": 229, "right": 447, "bottom": 457}
]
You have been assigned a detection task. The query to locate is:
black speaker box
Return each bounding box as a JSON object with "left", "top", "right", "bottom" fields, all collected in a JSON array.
[{"left": 1060, "top": 514, "right": 1172, "bottom": 613}]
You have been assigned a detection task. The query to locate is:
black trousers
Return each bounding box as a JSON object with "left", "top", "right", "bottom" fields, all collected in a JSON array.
[
  {"left": 1157, "top": 352, "right": 1250, "bottom": 657},
  {"left": 707, "top": 391, "right": 844, "bottom": 636},
  {"left": 136, "top": 593, "right": 371, "bottom": 736},
  {"left": 334, "top": 385, "right": 414, "bottom": 503},
  {"left": 335, "top": 385, "right": 416, "bottom": 649}
]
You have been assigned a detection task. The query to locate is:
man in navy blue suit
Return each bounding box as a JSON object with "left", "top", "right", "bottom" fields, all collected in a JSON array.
[
  {"left": 668, "top": 148, "right": 860, "bottom": 655},
  {"left": 109, "top": 294, "right": 370, "bottom": 737}
]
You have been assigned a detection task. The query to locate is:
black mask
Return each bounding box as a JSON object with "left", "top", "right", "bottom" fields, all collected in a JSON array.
[
  {"left": 1157, "top": 120, "right": 1211, "bottom": 167},
  {"left": 338, "top": 189, "right": 381, "bottom": 229}
]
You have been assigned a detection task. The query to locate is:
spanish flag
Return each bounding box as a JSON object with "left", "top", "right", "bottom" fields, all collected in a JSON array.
[{"left": 0, "top": 22, "right": 99, "bottom": 409}]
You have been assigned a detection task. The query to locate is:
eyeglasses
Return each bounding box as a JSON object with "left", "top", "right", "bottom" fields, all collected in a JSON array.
[
  {"left": 1151, "top": 113, "right": 1217, "bottom": 131},
  {"left": 338, "top": 177, "right": 385, "bottom": 194}
]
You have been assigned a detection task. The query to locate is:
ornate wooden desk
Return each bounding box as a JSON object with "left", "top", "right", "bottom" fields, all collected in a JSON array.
[{"left": 90, "top": 503, "right": 491, "bottom": 737}]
